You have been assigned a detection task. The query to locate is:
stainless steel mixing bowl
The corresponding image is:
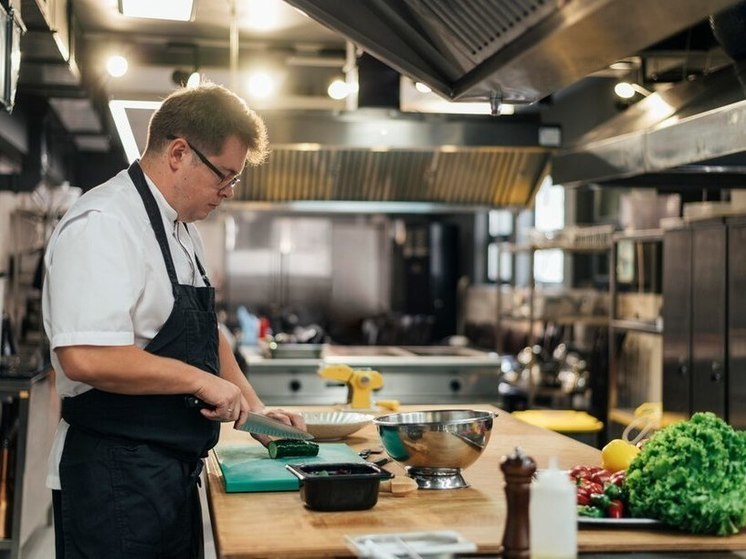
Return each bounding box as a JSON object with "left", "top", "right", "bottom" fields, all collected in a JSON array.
[{"left": 373, "top": 409, "right": 497, "bottom": 489}]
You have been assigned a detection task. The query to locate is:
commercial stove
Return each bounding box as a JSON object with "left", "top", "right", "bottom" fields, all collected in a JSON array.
[{"left": 239, "top": 345, "right": 504, "bottom": 406}]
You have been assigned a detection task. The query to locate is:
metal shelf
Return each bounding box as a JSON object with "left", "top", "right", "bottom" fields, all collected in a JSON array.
[
  {"left": 531, "top": 244, "right": 610, "bottom": 252},
  {"left": 499, "top": 242, "right": 610, "bottom": 253},
  {"left": 610, "top": 319, "right": 662, "bottom": 335},
  {"left": 612, "top": 228, "right": 664, "bottom": 243},
  {"left": 608, "top": 230, "right": 665, "bottom": 439}
]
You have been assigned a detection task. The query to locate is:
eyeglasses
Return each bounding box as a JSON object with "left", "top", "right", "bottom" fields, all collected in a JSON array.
[{"left": 167, "top": 135, "right": 241, "bottom": 190}]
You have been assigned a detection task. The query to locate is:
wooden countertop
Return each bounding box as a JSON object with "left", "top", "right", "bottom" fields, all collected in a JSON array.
[{"left": 205, "top": 405, "right": 746, "bottom": 558}]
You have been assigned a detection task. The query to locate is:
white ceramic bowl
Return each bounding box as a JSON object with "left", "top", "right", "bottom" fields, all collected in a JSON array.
[{"left": 301, "top": 411, "right": 374, "bottom": 441}]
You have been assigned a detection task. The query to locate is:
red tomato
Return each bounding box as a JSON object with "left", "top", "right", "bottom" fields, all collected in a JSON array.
[
  {"left": 576, "top": 486, "right": 591, "bottom": 506},
  {"left": 577, "top": 478, "right": 603, "bottom": 495},
  {"left": 609, "top": 470, "right": 626, "bottom": 487},
  {"left": 608, "top": 499, "right": 624, "bottom": 519},
  {"left": 590, "top": 470, "right": 611, "bottom": 485},
  {"left": 570, "top": 465, "right": 592, "bottom": 480}
]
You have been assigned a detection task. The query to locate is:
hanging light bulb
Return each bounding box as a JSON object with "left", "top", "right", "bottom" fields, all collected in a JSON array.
[
  {"left": 614, "top": 82, "right": 636, "bottom": 99},
  {"left": 247, "top": 71, "right": 275, "bottom": 98},
  {"left": 106, "top": 55, "right": 128, "bottom": 78},
  {"left": 614, "top": 81, "right": 652, "bottom": 100},
  {"left": 186, "top": 71, "right": 201, "bottom": 88},
  {"left": 327, "top": 79, "right": 350, "bottom": 100}
]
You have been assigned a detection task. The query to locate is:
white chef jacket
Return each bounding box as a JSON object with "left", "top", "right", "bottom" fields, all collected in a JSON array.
[{"left": 42, "top": 167, "right": 208, "bottom": 490}]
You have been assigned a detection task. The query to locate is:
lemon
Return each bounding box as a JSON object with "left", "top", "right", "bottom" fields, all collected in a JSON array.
[{"left": 601, "top": 439, "right": 640, "bottom": 472}]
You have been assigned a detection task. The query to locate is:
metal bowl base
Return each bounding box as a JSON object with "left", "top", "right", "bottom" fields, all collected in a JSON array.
[{"left": 407, "top": 467, "right": 469, "bottom": 490}]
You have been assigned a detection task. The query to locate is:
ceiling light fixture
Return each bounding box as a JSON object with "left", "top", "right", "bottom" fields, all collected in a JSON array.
[
  {"left": 170, "top": 44, "right": 202, "bottom": 88},
  {"left": 118, "top": 0, "right": 195, "bottom": 22},
  {"left": 172, "top": 69, "right": 201, "bottom": 88},
  {"left": 414, "top": 82, "right": 432, "bottom": 94},
  {"left": 186, "top": 71, "right": 201, "bottom": 88},
  {"left": 327, "top": 79, "right": 351, "bottom": 100},
  {"left": 614, "top": 81, "right": 652, "bottom": 100},
  {"left": 244, "top": 0, "right": 282, "bottom": 31},
  {"left": 106, "top": 55, "right": 129, "bottom": 78},
  {"left": 247, "top": 71, "right": 275, "bottom": 99}
]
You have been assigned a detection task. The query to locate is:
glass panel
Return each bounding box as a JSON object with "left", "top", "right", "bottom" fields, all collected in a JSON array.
[
  {"left": 534, "top": 178, "right": 564, "bottom": 232},
  {"left": 534, "top": 249, "right": 563, "bottom": 284}
]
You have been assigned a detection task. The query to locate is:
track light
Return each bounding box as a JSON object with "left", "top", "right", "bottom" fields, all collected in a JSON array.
[
  {"left": 327, "top": 78, "right": 357, "bottom": 100},
  {"left": 106, "top": 55, "right": 128, "bottom": 78},
  {"left": 614, "top": 81, "right": 652, "bottom": 100},
  {"left": 172, "top": 69, "right": 201, "bottom": 87}
]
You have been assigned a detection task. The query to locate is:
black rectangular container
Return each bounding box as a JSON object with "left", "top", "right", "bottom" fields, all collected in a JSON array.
[{"left": 285, "top": 462, "right": 393, "bottom": 511}]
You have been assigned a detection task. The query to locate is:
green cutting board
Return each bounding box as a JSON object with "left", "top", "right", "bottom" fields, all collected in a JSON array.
[{"left": 215, "top": 443, "right": 365, "bottom": 493}]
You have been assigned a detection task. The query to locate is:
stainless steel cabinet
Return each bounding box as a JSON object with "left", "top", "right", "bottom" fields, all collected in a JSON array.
[
  {"left": 662, "top": 218, "right": 743, "bottom": 428},
  {"left": 662, "top": 228, "right": 691, "bottom": 417},
  {"left": 690, "top": 222, "right": 727, "bottom": 418},
  {"left": 727, "top": 218, "right": 746, "bottom": 429}
]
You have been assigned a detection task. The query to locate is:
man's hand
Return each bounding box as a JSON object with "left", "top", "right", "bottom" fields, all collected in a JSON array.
[{"left": 192, "top": 374, "right": 248, "bottom": 423}]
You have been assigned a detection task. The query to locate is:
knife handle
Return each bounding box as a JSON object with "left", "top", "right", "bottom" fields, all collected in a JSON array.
[{"left": 184, "top": 396, "right": 216, "bottom": 411}]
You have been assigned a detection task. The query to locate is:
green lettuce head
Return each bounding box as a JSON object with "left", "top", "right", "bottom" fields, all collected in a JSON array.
[{"left": 625, "top": 412, "right": 746, "bottom": 535}]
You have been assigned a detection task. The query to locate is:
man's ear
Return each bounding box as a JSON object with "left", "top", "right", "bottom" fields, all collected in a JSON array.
[{"left": 166, "top": 137, "right": 188, "bottom": 172}]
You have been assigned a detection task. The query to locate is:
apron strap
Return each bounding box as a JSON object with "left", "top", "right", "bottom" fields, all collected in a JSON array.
[
  {"left": 182, "top": 223, "right": 212, "bottom": 288},
  {"left": 128, "top": 161, "right": 180, "bottom": 294}
]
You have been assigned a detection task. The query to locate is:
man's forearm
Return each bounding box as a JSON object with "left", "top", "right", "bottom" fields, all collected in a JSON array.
[{"left": 56, "top": 344, "right": 212, "bottom": 396}]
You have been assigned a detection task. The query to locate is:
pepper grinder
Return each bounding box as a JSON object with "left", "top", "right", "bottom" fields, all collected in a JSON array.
[{"left": 500, "top": 447, "right": 536, "bottom": 559}]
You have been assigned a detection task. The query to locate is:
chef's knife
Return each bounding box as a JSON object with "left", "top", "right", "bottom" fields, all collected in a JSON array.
[
  {"left": 237, "top": 411, "right": 314, "bottom": 440},
  {"left": 185, "top": 396, "right": 313, "bottom": 440}
]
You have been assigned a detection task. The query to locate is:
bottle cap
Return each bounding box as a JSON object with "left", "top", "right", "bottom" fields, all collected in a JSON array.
[{"left": 536, "top": 456, "right": 569, "bottom": 484}]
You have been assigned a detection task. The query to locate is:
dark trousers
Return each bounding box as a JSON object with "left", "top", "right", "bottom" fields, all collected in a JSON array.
[{"left": 53, "top": 428, "right": 204, "bottom": 559}]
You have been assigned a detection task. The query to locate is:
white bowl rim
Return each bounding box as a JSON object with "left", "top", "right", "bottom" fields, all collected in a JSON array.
[{"left": 301, "top": 411, "right": 374, "bottom": 426}]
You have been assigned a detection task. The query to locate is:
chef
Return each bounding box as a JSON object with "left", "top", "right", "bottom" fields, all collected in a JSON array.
[{"left": 42, "top": 82, "right": 304, "bottom": 558}]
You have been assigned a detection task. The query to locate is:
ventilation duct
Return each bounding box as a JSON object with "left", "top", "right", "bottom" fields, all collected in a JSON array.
[
  {"left": 552, "top": 2, "right": 746, "bottom": 188},
  {"left": 285, "top": 0, "right": 740, "bottom": 103}
]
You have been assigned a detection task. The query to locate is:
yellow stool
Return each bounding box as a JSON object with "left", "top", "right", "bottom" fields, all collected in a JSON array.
[{"left": 512, "top": 409, "right": 604, "bottom": 447}]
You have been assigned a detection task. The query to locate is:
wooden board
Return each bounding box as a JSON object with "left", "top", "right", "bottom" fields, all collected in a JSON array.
[{"left": 215, "top": 443, "right": 363, "bottom": 492}]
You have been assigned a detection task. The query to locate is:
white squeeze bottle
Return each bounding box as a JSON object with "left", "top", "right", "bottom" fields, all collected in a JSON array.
[{"left": 529, "top": 457, "right": 577, "bottom": 559}]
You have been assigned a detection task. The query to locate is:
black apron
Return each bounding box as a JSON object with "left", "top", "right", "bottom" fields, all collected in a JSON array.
[{"left": 55, "top": 161, "right": 220, "bottom": 559}]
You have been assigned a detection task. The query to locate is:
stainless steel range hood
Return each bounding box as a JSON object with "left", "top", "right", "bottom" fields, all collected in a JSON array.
[
  {"left": 552, "top": 64, "right": 746, "bottom": 187},
  {"left": 235, "top": 110, "right": 553, "bottom": 207},
  {"left": 285, "top": 0, "right": 740, "bottom": 104}
]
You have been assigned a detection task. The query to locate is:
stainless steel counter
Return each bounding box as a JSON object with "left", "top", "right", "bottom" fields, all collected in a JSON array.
[{"left": 238, "top": 345, "right": 504, "bottom": 406}]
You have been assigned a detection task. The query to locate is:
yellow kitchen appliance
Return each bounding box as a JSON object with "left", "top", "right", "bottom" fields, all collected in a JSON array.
[{"left": 318, "top": 364, "right": 391, "bottom": 410}]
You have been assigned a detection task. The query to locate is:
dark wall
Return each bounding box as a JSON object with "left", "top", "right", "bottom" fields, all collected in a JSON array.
[
  {"left": 0, "top": 93, "right": 127, "bottom": 192},
  {"left": 73, "top": 151, "right": 128, "bottom": 190},
  {"left": 540, "top": 77, "right": 621, "bottom": 145}
]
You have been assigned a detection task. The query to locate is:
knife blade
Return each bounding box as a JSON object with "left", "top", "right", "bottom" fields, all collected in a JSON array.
[
  {"left": 185, "top": 396, "right": 313, "bottom": 440},
  {"left": 236, "top": 412, "right": 314, "bottom": 440}
]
